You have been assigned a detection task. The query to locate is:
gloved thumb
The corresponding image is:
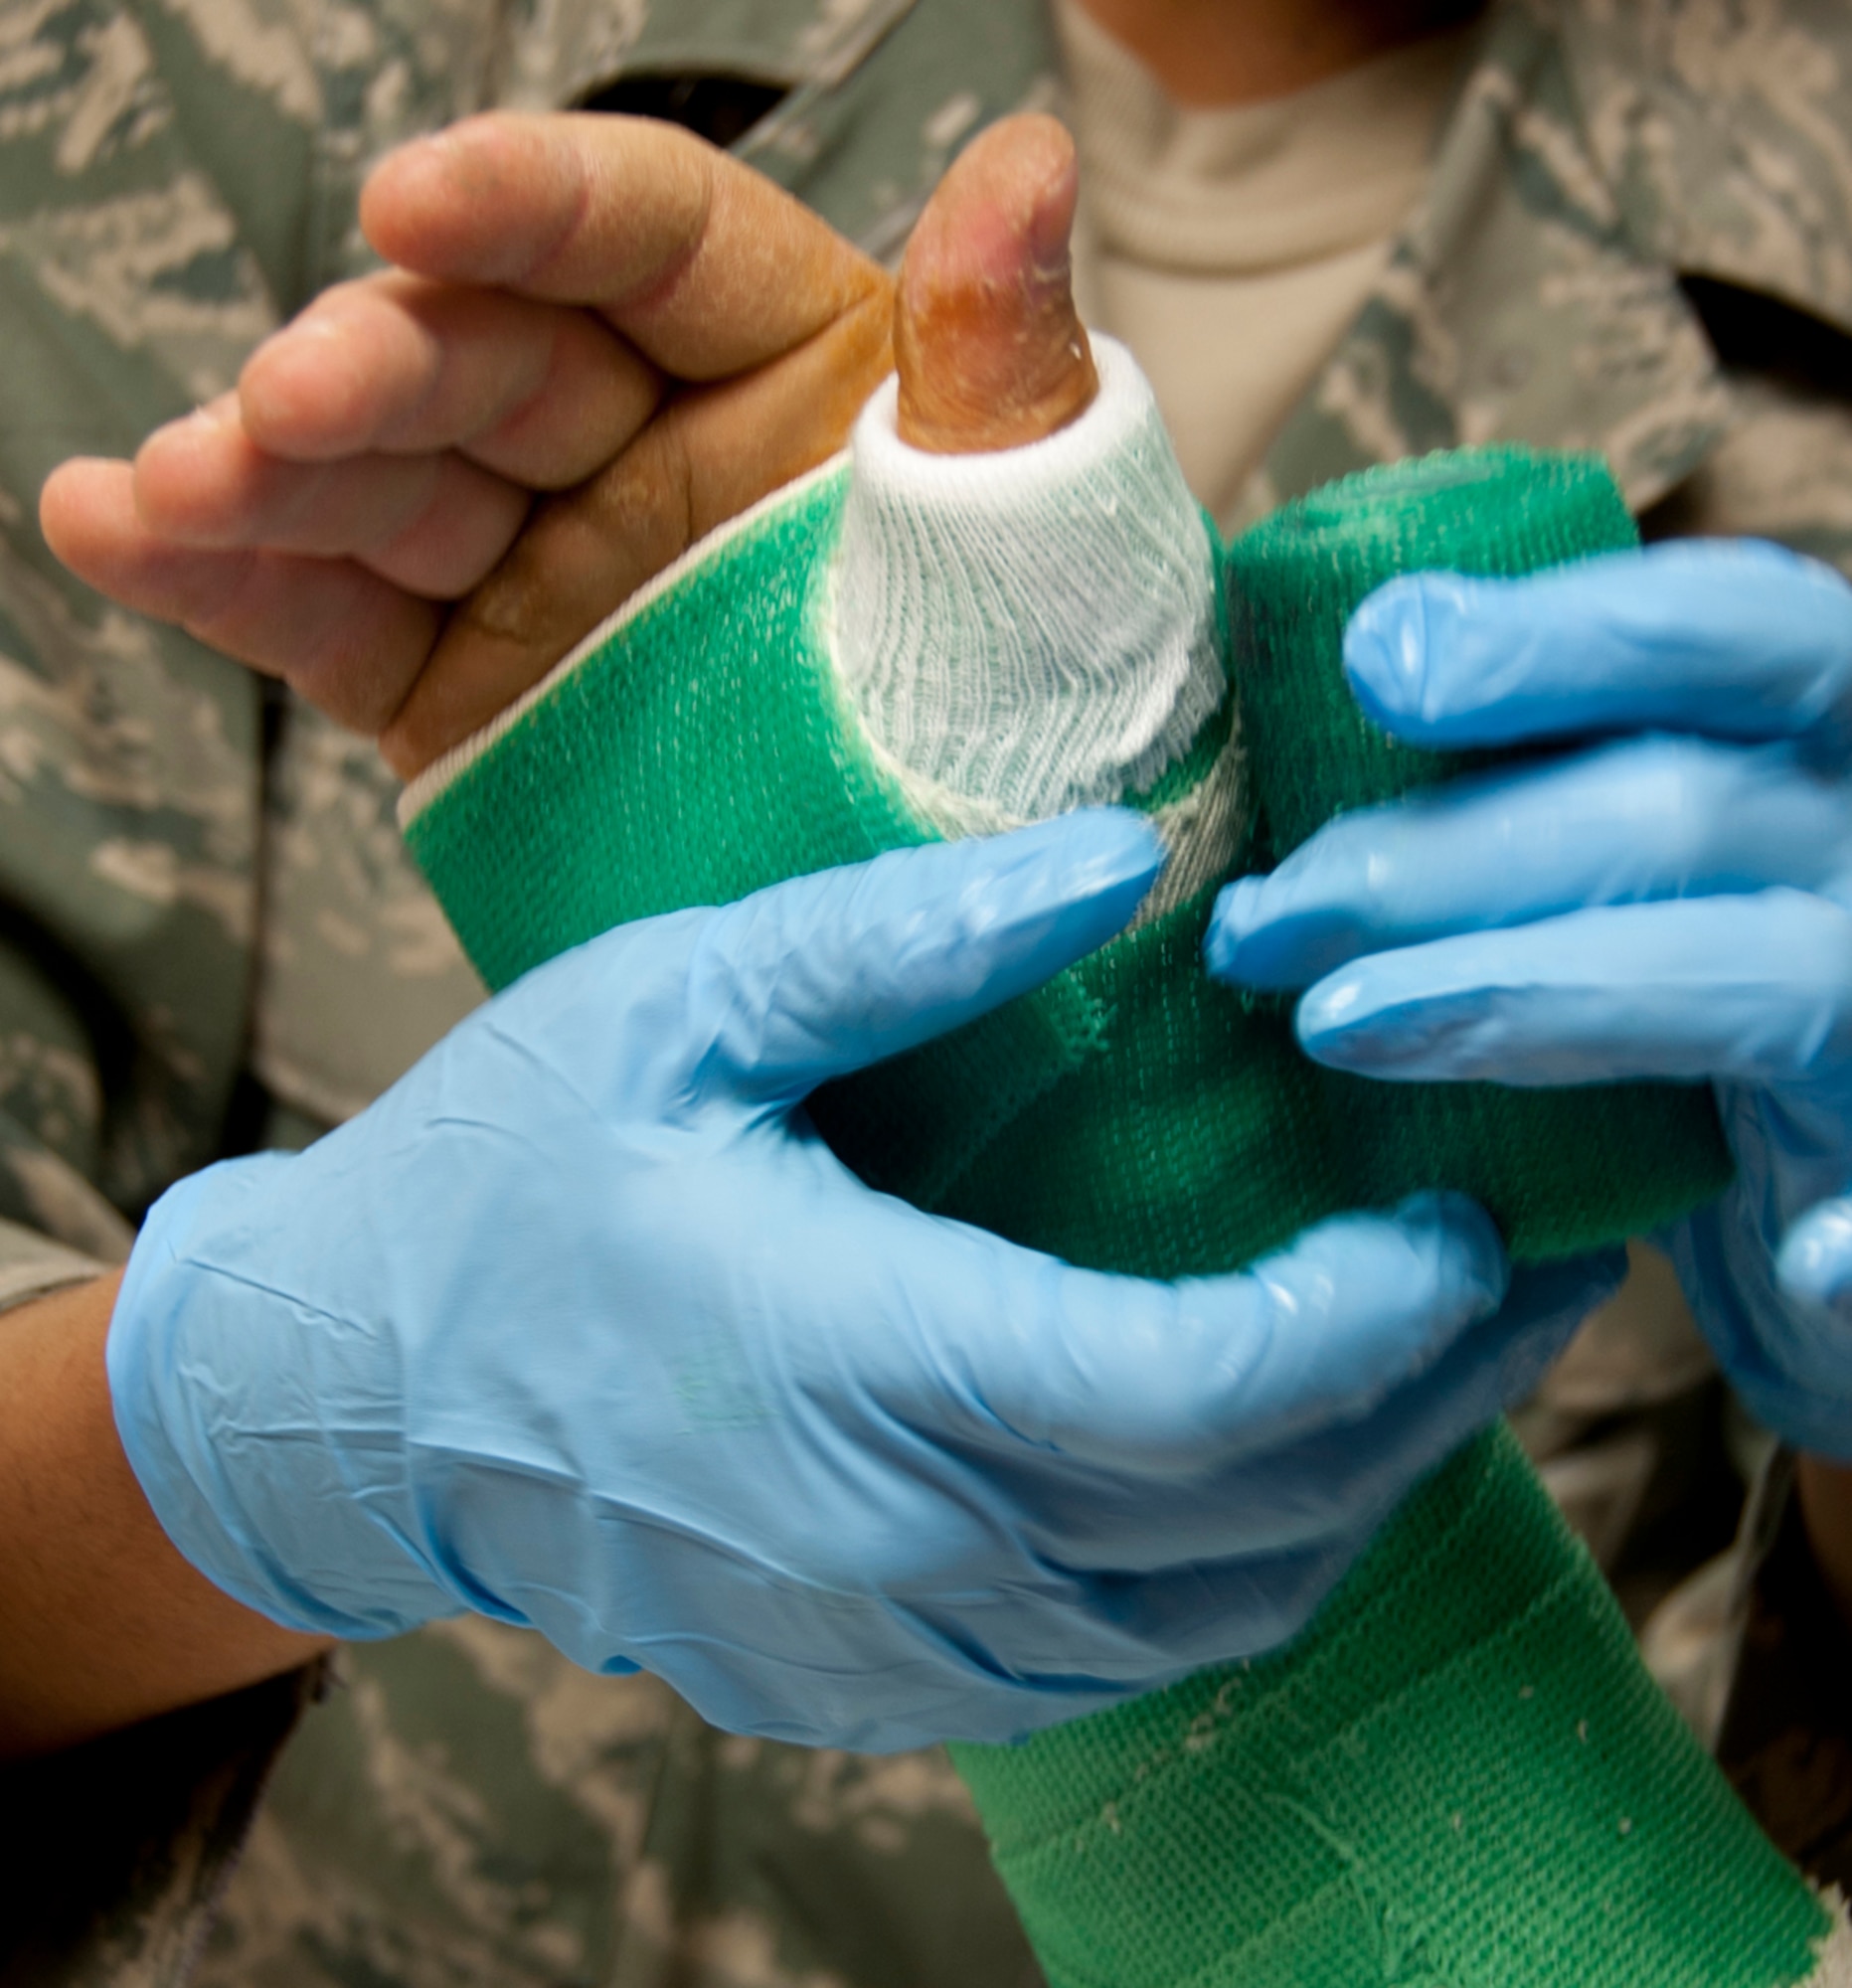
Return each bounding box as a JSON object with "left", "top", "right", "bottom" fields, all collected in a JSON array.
[
  {"left": 694, "top": 810, "right": 1162, "bottom": 1107},
  {"left": 1777, "top": 1196, "right": 1852, "bottom": 1317},
  {"left": 894, "top": 113, "right": 1098, "bottom": 453}
]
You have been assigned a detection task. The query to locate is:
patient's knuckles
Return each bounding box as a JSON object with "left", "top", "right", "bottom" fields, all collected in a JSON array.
[{"left": 378, "top": 288, "right": 893, "bottom": 774}]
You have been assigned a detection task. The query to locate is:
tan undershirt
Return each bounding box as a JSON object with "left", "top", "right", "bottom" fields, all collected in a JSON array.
[{"left": 1056, "top": 0, "right": 1472, "bottom": 529}]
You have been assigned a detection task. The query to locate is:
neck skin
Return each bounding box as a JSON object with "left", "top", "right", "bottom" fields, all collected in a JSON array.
[{"left": 1072, "top": 0, "right": 1481, "bottom": 107}]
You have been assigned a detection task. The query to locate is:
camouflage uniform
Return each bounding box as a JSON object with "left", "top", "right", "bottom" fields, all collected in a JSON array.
[{"left": 2, "top": 0, "right": 1851, "bottom": 1980}]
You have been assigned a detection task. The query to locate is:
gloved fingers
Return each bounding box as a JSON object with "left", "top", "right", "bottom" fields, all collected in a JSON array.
[
  {"left": 1343, "top": 540, "right": 1852, "bottom": 751},
  {"left": 915, "top": 1191, "right": 1511, "bottom": 1485},
  {"left": 1678, "top": 1201, "right": 1852, "bottom": 1460},
  {"left": 898, "top": 1540, "right": 1362, "bottom": 1697},
  {"left": 686, "top": 810, "right": 1162, "bottom": 1109},
  {"left": 1658, "top": 1204, "right": 1852, "bottom": 1460},
  {"left": 1198, "top": 1252, "right": 1623, "bottom": 1552},
  {"left": 1208, "top": 736, "right": 1848, "bottom": 990},
  {"left": 1779, "top": 1195, "right": 1852, "bottom": 1312},
  {"left": 1038, "top": 1531, "right": 1376, "bottom": 1679},
  {"left": 981, "top": 1255, "right": 1612, "bottom": 1664},
  {"left": 1771, "top": 1196, "right": 1852, "bottom": 1451},
  {"left": 1294, "top": 889, "right": 1852, "bottom": 1087},
  {"left": 1007, "top": 1248, "right": 1615, "bottom": 1574}
]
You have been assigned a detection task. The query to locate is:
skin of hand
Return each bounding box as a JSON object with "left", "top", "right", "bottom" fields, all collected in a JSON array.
[
  {"left": 1071, "top": 0, "right": 1485, "bottom": 108},
  {"left": 893, "top": 116, "right": 1098, "bottom": 452},
  {"left": 36, "top": 0, "right": 1486, "bottom": 758},
  {"left": 41, "top": 112, "right": 894, "bottom": 778},
  {"left": 1205, "top": 543, "right": 1852, "bottom": 1481},
  {"left": 39, "top": 111, "right": 1094, "bottom": 779},
  {"left": 0, "top": 1273, "right": 330, "bottom": 1758}
]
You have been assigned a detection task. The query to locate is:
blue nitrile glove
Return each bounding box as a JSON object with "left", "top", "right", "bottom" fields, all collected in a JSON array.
[
  {"left": 1208, "top": 539, "right": 1852, "bottom": 1460},
  {"left": 109, "top": 810, "right": 1608, "bottom": 1752}
]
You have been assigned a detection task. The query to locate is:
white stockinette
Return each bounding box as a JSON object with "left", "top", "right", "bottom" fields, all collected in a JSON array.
[{"left": 827, "top": 335, "right": 1227, "bottom": 828}]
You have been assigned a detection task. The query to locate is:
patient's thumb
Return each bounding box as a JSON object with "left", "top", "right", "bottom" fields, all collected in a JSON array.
[{"left": 895, "top": 114, "right": 1097, "bottom": 453}]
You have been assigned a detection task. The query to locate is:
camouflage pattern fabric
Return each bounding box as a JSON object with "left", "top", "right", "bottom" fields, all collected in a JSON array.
[
  {"left": 3, "top": 1670, "right": 322, "bottom": 1988},
  {"left": 4, "top": 0, "right": 1852, "bottom": 1982},
  {"left": 187, "top": 1623, "right": 1042, "bottom": 1988}
]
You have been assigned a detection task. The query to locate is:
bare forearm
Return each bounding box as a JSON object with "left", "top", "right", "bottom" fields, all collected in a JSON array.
[{"left": 0, "top": 1273, "right": 330, "bottom": 1759}]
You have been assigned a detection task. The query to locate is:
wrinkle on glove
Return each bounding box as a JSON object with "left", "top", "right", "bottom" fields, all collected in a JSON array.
[
  {"left": 109, "top": 816, "right": 1572, "bottom": 1752},
  {"left": 395, "top": 373, "right": 1841, "bottom": 1985}
]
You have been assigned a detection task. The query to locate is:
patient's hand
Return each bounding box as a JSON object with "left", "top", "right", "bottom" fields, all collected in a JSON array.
[{"left": 41, "top": 112, "right": 1095, "bottom": 777}]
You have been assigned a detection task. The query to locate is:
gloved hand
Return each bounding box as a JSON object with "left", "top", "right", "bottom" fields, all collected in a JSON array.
[
  {"left": 110, "top": 810, "right": 1605, "bottom": 1751},
  {"left": 1208, "top": 537, "right": 1852, "bottom": 1459}
]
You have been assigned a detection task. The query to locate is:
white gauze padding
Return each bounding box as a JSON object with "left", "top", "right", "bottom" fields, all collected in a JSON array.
[{"left": 829, "top": 335, "right": 1226, "bottom": 822}]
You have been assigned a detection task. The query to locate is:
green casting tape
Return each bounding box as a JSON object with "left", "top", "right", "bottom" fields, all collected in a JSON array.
[
  {"left": 950, "top": 1422, "right": 1830, "bottom": 1988},
  {"left": 405, "top": 446, "right": 1834, "bottom": 1988},
  {"left": 1228, "top": 445, "right": 1733, "bottom": 1258}
]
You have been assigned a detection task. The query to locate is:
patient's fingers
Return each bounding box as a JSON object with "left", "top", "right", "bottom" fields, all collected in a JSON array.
[
  {"left": 360, "top": 113, "right": 890, "bottom": 381},
  {"left": 238, "top": 272, "right": 663, "bottom": 489},
  {"left": 41, "top": 459, "right": 440, "bottom": 733},
  {"left": 61, "top": 112, "right": 1131, "bottom": 771},
  {"left": 374, "top": 111, "right": 1105, "bottom": 770},
  {"left": 132, "top": 399, "right": 529, "bottom": 597},
  {"left": 377, "top": 286, "right": 893, "bottom": 775}
]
